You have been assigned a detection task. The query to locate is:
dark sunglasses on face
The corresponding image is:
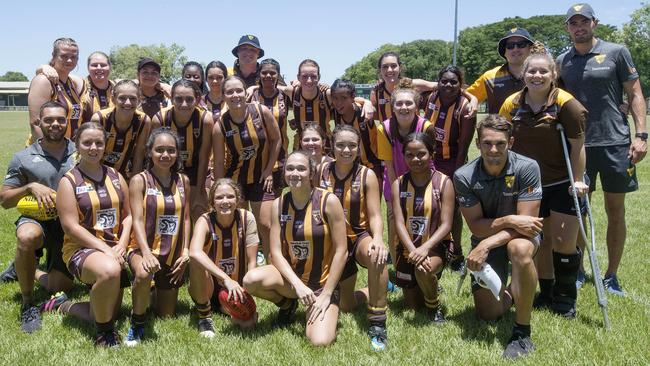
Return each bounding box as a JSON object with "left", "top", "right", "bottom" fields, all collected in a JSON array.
[
  {"left": 440, "top": 79, "right": 459, "bottom": 86},
  {"left": 505, "top": 40, "right": 531, "bottom": 50},
  {"left": 173, "top": 96, "right": 196, "bottom": 104}
]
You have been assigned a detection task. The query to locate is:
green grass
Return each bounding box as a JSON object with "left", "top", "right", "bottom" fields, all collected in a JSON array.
[{"left": 0, "top": 111, "right": 649, "bottom": 365}]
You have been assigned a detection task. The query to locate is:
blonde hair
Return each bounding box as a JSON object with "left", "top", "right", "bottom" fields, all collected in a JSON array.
[
  {"left": 522, "top": 41, "right": 557, "bottom": 79},
  {"left": 390, "top": 78, "right": 421, "bottom": 108},
  {"left": 209, "top": 178, "right": 242, "bottom": 211}
]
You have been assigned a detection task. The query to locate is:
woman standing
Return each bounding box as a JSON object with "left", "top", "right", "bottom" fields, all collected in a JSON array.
[
  {"left": 137, "top": 58, "right": 171, "bottom": 119},
  {"left": 203, "top": 61, "right": 229, "bottom": 122},
  {"left": 244, "top": 151, "right": 348, "bottom": 346}
]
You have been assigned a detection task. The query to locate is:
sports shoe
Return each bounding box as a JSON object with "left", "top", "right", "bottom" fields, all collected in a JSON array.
[
  {"left": 125, "top": 324, "right": 145, "bottom": 346},
  {"left": 428, "top": 306, "right": 445, "bottom": 325},
  {"left": 39, "top": 292, "right": 68, "bottom": 312},
  {"left": 551, "top": 303, "right": 576, "bottom": 319},
  {"left": 368, "top": 325, "right": 387, "bottom": 351},
  {"left": 387, "top": 280, "right": 396, "bottom": 293},
  {"left": 95, "top": 330, "right": 121, "bottom": 348},
  {"left": 533, "top": 293, "right": 552, "bottom": 310},
  {"left": 256, "top": 251, "right": 265, "bottom": 266},
  {"left": 274, "top": 299, "right": 298, "bottom": 327},
  {"left": 198, "top": 318, "right": 216, "bottom": 338},
  {"left": 603, "top": 274, "right": 625, "bottom": 297},
  {"left": 20, "top": 304, "right": 42, "bottom": 333},
  {"left": 576, "top": 270, "right": 586, "bottom": 289},
  {"left": 502, "top": 334, "right": 535, "bottom": 359},
  {"left": 0, "top": 261, "right": 17, "bottom": 283}
]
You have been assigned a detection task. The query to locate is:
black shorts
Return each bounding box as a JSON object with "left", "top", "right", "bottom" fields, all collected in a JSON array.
[
  {"left": 394, "top": 240, "right": 451, "bottom": 289},
  {"left": 586, "top": 144, "right": 638, "bottom": 193},
  {"left": 272, "top": 168, "right": 287, "bottom": 198},
  {"left": 340, "top": 231, "right": 371, "bottom": 281},
  {"left": 469, "top": 236, "right": 540, "bottom": 293},
  {"left": 68, "top": 248, "right": 130, "bottom": 288},
  {"left": 240, "top": 181, "right": 276, "bottom": 202},
  {"left": 15, "top": 216, "right": 72, "bottom": 280},
  {"left": 127, "top": 250, "right": 184, "bottom": 290},
  {"left": 540, "top": 181, "right": 586, "bottom": 218}
]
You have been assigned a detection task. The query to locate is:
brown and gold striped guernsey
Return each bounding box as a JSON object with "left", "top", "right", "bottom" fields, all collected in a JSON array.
[
  {"left": 203, "top": 94, "right": 228, "bottom": 123},
  {"left": 52, "top": 78, "right": 86, "bottom": 139},
  {"left": 159, "top": 106, "right": 206, "bottom": 186},
  {"left": 317, "top": 161, "right": 368, "bottom": 244},
  {"left": 97, "top": 107, "right": 147, "bottom": 177},
  {"left": 82, "top": 77, "right": 114, "bottom": 122},
  {"left": 397, "top": 170, "right": 449, "bottom": 255},
  {"left": 291, "top": 87, "right": 332, "bottom": 151},
  {"left": 139, "top": 90, "right": 169, "bottom": 119},
  {"left": 423, "top": 92, "right": 468, "bottom": 160},
  {"left": 333, "top": 104, "right": 381, "bottom": 169},
  {"left": 220, "top": 102, "right": 269, "bottom": 185},
  {"left": 279, "top": 188, "right": 333, "bottom": 289},
  {"left": 129, "top": 170, "right": 186, "bottom": 266},
  {"left": 62, "top": 166, "right": 124, "bottom": 264},
  {"left": 372, "top": 81, "right": 392, "bottom": 123},
  {"left": 202, "top": 209, "right": 249, "bottom": 284},
  {"left": 251, "top": 89, "right": 288, "bottom": 169}
]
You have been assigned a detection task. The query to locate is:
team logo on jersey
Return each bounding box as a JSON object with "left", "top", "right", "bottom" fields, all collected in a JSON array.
[
  {"left": 435, "top": 127, "right": 446, "bottom": 142},
  {"left": 106, "top": 132, "right": 116, "bottom": 139},
  {"left": 594, "top": 54, "right": 606, "bottom": 64},
  {"left": 505, "top": 175, "right": 514, "bottom": 189},
  {"left": 219, "top": 257, "right": 236, "bottom": 275},
  {"left": 627, "top": 165, "right": 635, "bottom": 176},
  {"left": 96, "top": 208, "right": 117, "bottom": 229},
  {"left": 280, "top": 214, "right": 293, "bottom": 222},
  {"left": 157, "top": 215, "right": 179, "bottom": 235},
  {"left": 223, "top": 238, "right": 232, "bottom": 248},
  {"left": 112, "top": 179, "right": 121, "bottom": 190},
  {"left": 71, "top": 104, "right": 81, "bottom": 120},
  {"left": 146, "top": 188, "right": 160, "bottom": 196},
  {"left": 241, "top": 146, "right": 257, "bottom": 160},
  {"left": 408, "top": 216, "right": 428, "bottom": 236},
  {"left": 400, "top": 191, "right": 413, "bottom": 198},
  {"left": 359, "top": 120, "right": 367, "bottom": 130},
  {"left": 76, "top": 184, "right": 94, "bottom": 194},
  {"left": 31, "top": 156, "right": 43, "bottom": 163},
  {"left": 312, "top": 209, "right": 322, "bottom": 223},
  {"left": 225, "top": 128, "right": 238, "bottom": 137},
  {"left": 180, "top": 150, "right": 190, "bottom": 162},
  {"left": 104, "top": 152, "right": 121, "bottom": 164},
  {"left": 473, "top": 182, "right": 483, "bottom": 190},
  {"left": 290, "top": 241, "right": 310, "bottom": 260},
  {"left": 351, "top": 181, "right": 361, "bottom": 192},
  {"left": 211, "top": 232, "right": 220, "bottom": 241},
  {"left": 193, "top": 128, "right": 200, "bottom": 138}
]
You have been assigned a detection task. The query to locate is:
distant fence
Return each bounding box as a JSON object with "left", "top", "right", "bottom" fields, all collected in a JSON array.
[{"left": 0, "top": 106, "right": 28, "bottom": 111}]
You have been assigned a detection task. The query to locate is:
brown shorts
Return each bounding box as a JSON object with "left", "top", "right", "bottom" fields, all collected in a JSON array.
[
  {"left": 127, "top": 250, "right": 185, "bottom": 290},
  {"left": 394, "top": 240, "right": 451, "bottom": 289},
  {"left": 312, "top": 286, "right": 340, "bottom": 306},
  {"left": 340, "top": 231, "right": 371, "bottom": 281},
  {"left": 68, "top": 248, "right": 130, "bottom": 288}
]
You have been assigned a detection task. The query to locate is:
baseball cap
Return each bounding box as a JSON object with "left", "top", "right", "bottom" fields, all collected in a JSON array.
[
  {"left": 565, "top": 3, "right": 596, "bottom": 23},
  {"left": 231, "top": 35, "right": 264, "bottom": 58},
  {"left": 137, "top": 57, "right": 161, "bottom": 73},
  {"left": 498, "top": 28, "right": 534, "bottom": 58}
]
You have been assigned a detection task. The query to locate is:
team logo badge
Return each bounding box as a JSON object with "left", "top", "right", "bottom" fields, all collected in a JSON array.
[
  {"left": 290, "top": 241, "right": 310, "bottom": 260},
  {"left": 312, "top": 209, "right": 322, "bottom": 223},
  {"left": 510, "top": 27, "right": 518, "bottom": 33},
  {"left": 146, "top": 188, "right": 160, "bottom": 196},
  {"left": 225, "top": 128, "right": 238, "bottom": 137},
  {"left": 193, "top": 128, "right": 200, "bottom": 138},
  {"left": 247, "top": 35, "right": 255, "bottom": 40},
  {"left": 223, "top": 238, "right": 231, "bottom": 248},
  {"left": 180, "top": 150, "right": 190, "bottom": 162},
  {"left": 280, "top": 214, "right": 293, "bottom": 222},
  {"left": 241, "top": 146, "right": 257, "bottom": 160},
  {"left": 627, "top": 165, "right": 635, "bottom": 176},
  {"left": 219, "top": 257, "right": 236, "bottom": 275},
  {"left": 408, "top": 216, "right": 428, "bottom": 236},
  {"left": 573, "top": 4, "right": 583, "bottom": 11},
  {"left": 505, "top": 175, "right": 514, "bottom": 189},
  {"left": 400, "top": 191, "right": 413, "bottom": 198},
  {"left": 96, "top": 208, "right": 117, "bottom": 229},
  {"left": 157, "top": 215, "right": 179, "bottom": 235},
  {"left": 594, "top": 54, "right": 606, "bottom": 64}
]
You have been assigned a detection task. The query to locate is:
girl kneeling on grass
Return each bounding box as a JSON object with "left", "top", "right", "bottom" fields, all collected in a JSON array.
[
  {"left": 124, "top": 128, "right": 191, "bottom": 346},
  {"left": 188, "top": 178, "right": 260, "bottom": 337},
  {"left": 243, "top": 150, "right": 348, "bottom": 346}
]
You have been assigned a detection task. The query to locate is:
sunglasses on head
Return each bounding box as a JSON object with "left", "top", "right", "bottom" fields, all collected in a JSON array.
[{"left": 505, "top": 40, "right": 531, "bottom": 50}]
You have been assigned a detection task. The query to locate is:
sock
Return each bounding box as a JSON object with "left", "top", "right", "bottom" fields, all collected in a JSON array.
[
  {"left": 424, "top": 297, "right": 440, "bottom": 311},
  {"left": 96, "top": 320, "right": 114, "bottom": 334},
  {"left": 131, "top": 312, "right": 146, "bottom": 327},
  {"left": 194, "top": 301, "right": 212, "bottom": 319},
  {"left": 513, "top": 322, "right": 531, "bottom": 337},
  {"left": 367, "top": 305, "right": 387, "bottom": 328},
  {"left": 274, "top": 297, "right": 294, "bottom": 310}
]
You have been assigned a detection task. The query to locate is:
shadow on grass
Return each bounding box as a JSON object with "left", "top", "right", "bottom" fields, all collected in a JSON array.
[{"left": 450, "top": 305, "right": 514, "bottom": 347}]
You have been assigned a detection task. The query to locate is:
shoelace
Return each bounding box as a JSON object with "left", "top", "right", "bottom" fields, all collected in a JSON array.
[{"left": 23, "top": 307, "right": 39, "bottom": 321}]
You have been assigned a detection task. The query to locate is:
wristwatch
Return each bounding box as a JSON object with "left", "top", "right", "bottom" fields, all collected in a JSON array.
[{"left": 635, "top": 132, "right": 648, "bottom": 141}]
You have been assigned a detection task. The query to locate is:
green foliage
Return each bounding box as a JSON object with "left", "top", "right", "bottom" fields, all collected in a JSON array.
[
  {"left": 0, "top": 71, "right": 28, "bottom": 82},
  {"left": 342, "top": 40, "right": 453, "bottom": 83},
  {"left": 617, "top": 3, "right": 650, "bottom": 96},
  {"left": 109, "top": 43, "right": 188, "bottom": 83},
  {"left": 458, "top": 15, "right": 617, "bottom": 84}
]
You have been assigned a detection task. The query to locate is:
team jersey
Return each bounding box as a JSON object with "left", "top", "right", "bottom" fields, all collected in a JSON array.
[
  {"left": 202, "top": 209, "right": 258, "bottom": 284},
  {"left": 139, "top": 90, "right": 169, "bottom": 118},
  {"left": 82, "top": 77, "right": 114, "bottom": 122},
  {"left": 251, "top": 89, "right": 289, "bottom": 169},
  {"left": 291, "top": 87, "right": 332, "bottom": 151},
  {"left": 52, "top": 77, "right": 86, "bottom": 139},
  {"left": 423, "top": 92, "right": 469, "bottom": 161},
  {"left": 203, "top": 94, "right": 228, "bottom": 123},
  {"left": 96, "top": 107, "right": 147, "bottom": 177},
  {"left": 220, "top": 103, "right": 270, "bottom": 185},
  {"left": 62, "top": 166, "right": 125, "bottom": 264},
  {"left": 372, "top": 81, "right": 393, "bottom": 123},
  {"left": 128, "top": 170, "right": 187, "bottom": 266},
  {"left": 279, "top": 188, "right": 334, "bottom": 289},
  {"left": 317, "top": 161, "right": 369, "bottom": 243},
  {"left": 333, "top": 104, "right": 381, "bottom": 169},
  {"left": 466, "top": 64, "right": 525, "bottom": 113},
  {"left": 159, "top": 106, "right": 207, "bottom": 185},
  {"left": 397, "top": 170, "right": 449, "bottom": 255}
]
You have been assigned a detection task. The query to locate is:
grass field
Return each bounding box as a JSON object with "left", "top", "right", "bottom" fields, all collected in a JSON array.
[{"left": 0, "top": 111, "right": 648, "bottom": 365}]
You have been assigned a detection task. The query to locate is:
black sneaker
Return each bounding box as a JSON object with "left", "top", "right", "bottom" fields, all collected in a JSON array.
[
  {"left": 198, "top": 318, "right": 216, "bottom": 338},
  {"left": 0, "top": 261, "right": 17, "bottom": 283},
  {"left": 428, "top": 306, "right": 446, "bottom": 325},
  {"left": 502, "top": 334, "right": 535, "bottom": 359},
  {"left": 275, "top": 299, "right": 298, "bottom": 327},
  {"left": 20, "top": 304, "right": 41, "bottom": 333},
  {"left": 533, "top": 293, "right": 552, "bottom": 310},
  {"left": 368, "top": 325, "right": 387, "bottom": 351},
  {"left": 551, "top": 302, "right": 577, "bottom": 319},
  {"left": 95, "top": 330, "right": 121, "bottom": 348}
]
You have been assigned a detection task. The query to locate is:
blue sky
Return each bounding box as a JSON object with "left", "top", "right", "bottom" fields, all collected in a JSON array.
[{"left": 1, "top": 0, "right": 643, "bottom": 83}]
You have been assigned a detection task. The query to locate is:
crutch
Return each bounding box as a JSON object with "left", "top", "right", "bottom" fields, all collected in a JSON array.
[{"left": 556, "top": 123, "right": 610, "bottom": 329}]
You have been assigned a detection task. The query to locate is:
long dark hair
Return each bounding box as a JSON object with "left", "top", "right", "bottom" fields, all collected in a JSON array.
[{"left": 144, "top": 127, "right": 183, "bottom": 173}]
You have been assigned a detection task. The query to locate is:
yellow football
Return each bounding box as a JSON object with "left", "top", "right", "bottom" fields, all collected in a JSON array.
[{"left": 16, "top": 194, "right": 58, "bottom": 221}]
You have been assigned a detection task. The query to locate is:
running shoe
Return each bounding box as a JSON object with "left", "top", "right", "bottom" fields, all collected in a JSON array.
[
  {"left": 387, "top": 280, "right": 396, "bottom": 293},
  {"left": 274, "top": 299, "right": 298, "bottom": 327},
  {"left": 0, "top": 261, "right": 17, "bottom": 283},
  {"left": 576, "top": 270, "right": 586, "bottom": 289},
  {"left": 368, "top": 325, "right": 387, "bottom": 351},
  {"left": 428, "top": 306, "right": 445, "bottom": 325},
  {"left": 125, "top": 324, "right": 145, "bottom": 346},
  {"left": 502, "top": 334, "right": 535, "bottom": 359},
  {"left": 533, "top": 293, "right": 552, "bottom": 310},
  {"left": 603, "top": 274, "right": 625, "bottom": 297},
  {"left": 20, "top": 304, "right": 41, "bottom": 333},
  {"left": 95, "top": 330, "right": 121, "bottom": 348},
  {"left": 39, "top": 292, "right": 68, "bottom": 312},
  {"left": 256, "top": 251, "right": 265, "bottom": 266},
  {"left": 198, "top": 318, "right": 216, "bottom": 338}
]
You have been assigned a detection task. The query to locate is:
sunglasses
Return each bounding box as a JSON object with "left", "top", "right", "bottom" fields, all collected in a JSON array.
[
  {"left": 173, "top": 96, "right": 196, "bottom": 104},
  {"left": 505, "top": 40, "right": 531, "bottom": 50}
]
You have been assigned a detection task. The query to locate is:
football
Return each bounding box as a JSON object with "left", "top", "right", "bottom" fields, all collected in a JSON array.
[
  {"left": 16, "top": 194, "right": 58, "bottom": 221},
  {"left": 218, "top": 288, "right": 256, "bottom": 320}
]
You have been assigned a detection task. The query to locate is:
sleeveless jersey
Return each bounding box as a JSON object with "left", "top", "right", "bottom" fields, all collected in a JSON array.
[
  {"left": 317, "top": 161, "right": 369, "bottom": 242},
  {"left": 52, "top": 77, "right": 86, "bottom": 139},
  {"left": 279, "top": 188, "right": 333, "bottom": 289},
  {"left": 397, "top": 170, "right": 449, "bottom": 255},
  {"left": 372, "top": 81, "right": 393, "bottom": 123},
  {"left": 97, "top": 107, "right": 147, "bottom": 177},
  {"left": 159, "top": 106, "right": 206, "bottom": 185},
  {"left": 220, "top": 103, "right": 269, "bottom": 185},
  {"left": 62, "top": 166, "right": 124, "bottom": 264},
  {"left": 291, "top": 87, "right": 332, "bottom": 151},
  {"left": 202, "top": 209, "right": 250, "bottom": 284},
  {"left": 129, "top": 170, "right": 186, "bottom": 266},
  {"left": 203, "top": 94, "right": 228, "bottom": 123},
  {"left": 423, "top": 92, "right": 468, "bottom": 161},
  {"left": 333, "top": 104, "right": 381, "bottom": 169},
  {"left": 82, "top": 77, "right": 114, "bottom": 122},
  {"left": 251, "top": 89, "right": 288, "bottom": 169},
  {"left": 139, "top": 90, "right": 169, "bottom": 118}
]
